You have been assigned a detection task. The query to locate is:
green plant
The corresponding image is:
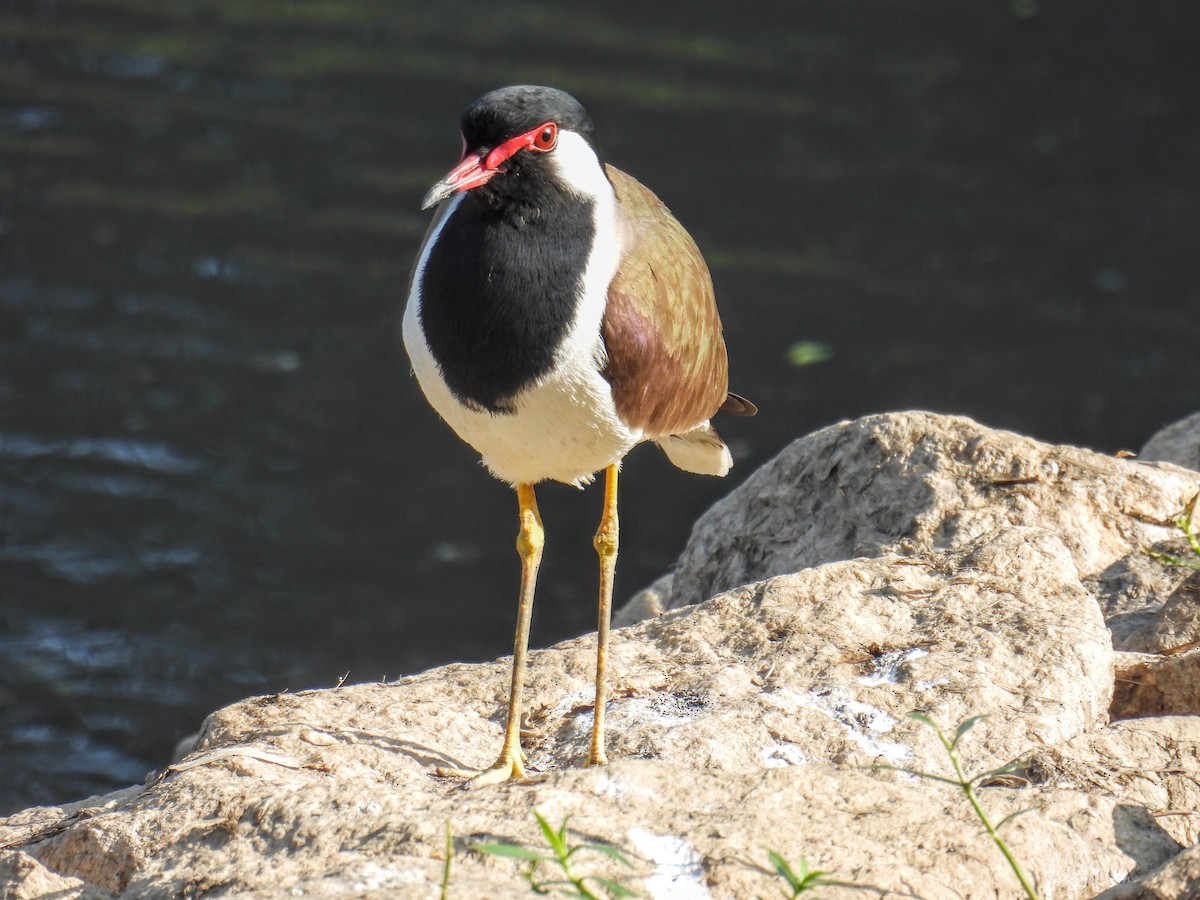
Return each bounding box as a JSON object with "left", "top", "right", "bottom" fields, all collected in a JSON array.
[
  {"left": 1146, "top": 490, "right": 1200, "bottom": 570},
  {"left": 440, "top": 820, "right": 453, "bottom": 900},
  {"left": 474, "top": 809, "right": 638, "bottom": 898},
  {"left": 880, "top": 714, "right": 1038, "bottom": 900},
  {"left": 764, "top": 848, "right": 836, "bottom": 897}
]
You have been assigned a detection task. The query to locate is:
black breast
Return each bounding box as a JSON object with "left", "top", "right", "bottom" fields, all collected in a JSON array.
[{"left": 418, "top": 190, "right": 596, "bottom": 413}]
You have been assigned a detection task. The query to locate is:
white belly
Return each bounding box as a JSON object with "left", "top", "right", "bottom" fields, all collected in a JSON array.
[{"left": 403, "top": 302, "right": 641, "bottom": 486}]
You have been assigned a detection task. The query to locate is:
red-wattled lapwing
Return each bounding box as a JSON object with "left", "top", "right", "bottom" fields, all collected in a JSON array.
[{"left": 403, "top": 85, "right": 755, "bottom": 784}]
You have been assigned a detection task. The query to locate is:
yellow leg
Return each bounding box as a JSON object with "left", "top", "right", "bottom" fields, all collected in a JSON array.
[
  {"left": 438, "top": 483, "right": 543, "bottom": 784},
  {"left": 587, "top": 464, "right": 619, "bottom": 767}
]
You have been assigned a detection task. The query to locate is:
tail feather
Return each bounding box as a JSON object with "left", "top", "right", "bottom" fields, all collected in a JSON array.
[
  {"left": 720, "top": 392, "right": 757, "bottom": 417},
  {"left": 655, "top": 423, "right": 732, "bottom": 476}
]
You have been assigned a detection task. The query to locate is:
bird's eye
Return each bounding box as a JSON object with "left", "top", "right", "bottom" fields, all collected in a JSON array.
[{"left": 531, "top": 123, "right": 558, "bottom": 151}]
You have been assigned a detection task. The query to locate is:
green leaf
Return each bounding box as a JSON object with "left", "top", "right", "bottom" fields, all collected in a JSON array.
[
  {"left": 576, "top": 844, "right": 635, "bottom": 868},
  {"left": 475, "top": 842, "right": 547, "bottom": 861},
  {"left": 440, "top": 820, "right": 453, "bottom": 900},
  {"left": 974, "top": 759, "right": 1027, "bottom": 785},
  {"left": 527, "top": 878, "right": 584, "bottom": 896},
  {"left": 995, "top": 807, "right": 1037, "bottom": 831},
  {"left": 1148, "top": 548, "right": 1200, "bottom": 569},
  {"left": 587, "top": 876, "right": 640, "bottom": 897},
  {"left": 908, "top": 711, "right": 936, "bottom": 729},
  {"left": 1145, "top": 490, "right": 1200, "bottom": 570},
  {"left": 952, "top": 715, "right": 987, "bottom": 748},
  {"left": 873, "top": 764, "right": 962, "bottom": 786},
  {"left": 767, "top": 849, "right": 799, "bottom": 886},
  {"left": 533, "top": 810, "right": 568, "bottom": 858}
]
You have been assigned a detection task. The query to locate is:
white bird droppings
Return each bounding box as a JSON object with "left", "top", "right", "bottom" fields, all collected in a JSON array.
[
  {"left": 761, "top": 742, "right": 809, "bottom": 767},
  {"left": 857, "top": 647, "right": 929, "bottom": 686},
  {"left": 628, "top": 828, "right": 710, "bottom": 900},
  {"left": 799, "top": 687, "right": 913, "bottom": 766}
]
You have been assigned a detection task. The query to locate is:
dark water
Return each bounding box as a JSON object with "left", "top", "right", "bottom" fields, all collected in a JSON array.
[{"left": 2, "top": 1, "right": 1197, "bottom": 813}]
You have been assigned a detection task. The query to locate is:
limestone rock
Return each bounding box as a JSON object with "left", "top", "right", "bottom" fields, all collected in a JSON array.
[
  {"left": 0, "top": 760, "right": 1156, "bottom": 899},
  {"left": 0, "top": 527, "right": 1162, "bottom": 896},
  {"left": 612, "top": 572, "right": 672, "bottom": 629},
  {"left": 1024, "top": 716, "right": 1200, "bottom": 847},
  {"left": 5, "top": 412, "right": 1200, "bottom": 898},
  {"left": 1121, "top": 572, "right": 1200, "bottom": 654},
  {"left": 662, "top": 412, "right": 1197, "bottom": 619},
  {"left": 0, "top": 850, "right": 112, "bottom": 899},
  {"left": 1089, "top": 545, "right": 1198, "bottom": 650},
  {"left": 1099, "top": 842, "right": 1200, "bottom": 899},
  {"left": 1113, "top": 648, "right": 1200, "bottom": 719},
  {"left": 1141, "top": 411, "right": 1200, "bottom": 473}
]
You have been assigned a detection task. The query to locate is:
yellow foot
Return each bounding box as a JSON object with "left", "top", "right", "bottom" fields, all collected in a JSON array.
[
  {"left": 585, "top": 750, "right": 608, "bottom": 768},
  {"left": 436, "top": 751, "right": 529, "bottom": 785}
]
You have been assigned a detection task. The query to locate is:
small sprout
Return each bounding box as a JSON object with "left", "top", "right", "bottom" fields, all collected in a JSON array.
[
  {"left": 765, "top": 848, "right": 837, "bottom": 897},
  {"left": 1146, "top": 490, "right": 1200, "bottom": 571},
  {"left": 475, "top": 809, "right": 638, "bottom": 898},
  {"left": 440, "top": 820, "right": 453, "bottom": 900},
  {"left": 877, "top": 713, "right": 1039, "bottom": 900}
]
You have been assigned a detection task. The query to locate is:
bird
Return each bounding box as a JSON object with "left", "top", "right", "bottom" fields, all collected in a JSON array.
[{"left": 403, "top": 85, "right": 754, "bottom": 785}]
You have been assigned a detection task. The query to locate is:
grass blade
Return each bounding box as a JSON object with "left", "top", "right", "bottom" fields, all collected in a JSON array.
[
  {"left": 533, "top": 809, "right": 569, "bottom": 859},
  {"left": 588, "top": 876, "right": 640, "bottom": 897},
  {"left": 953, "top": 715, "right": 987, "bottom": 748},
  {"left": 475, "top": 842, "right": 546, "bottom": 861},
  {"left": 575, "top": 843, "right": 635, "bottom": 868},
  {"left": 767, "top": 849, "right": 799, "bottom": 884},
  {"left": 995, "top": 807, "right": 1038, "bottom": 831},
  {"left": 440, "top": 820, "right": 453, "bottom": 900}
]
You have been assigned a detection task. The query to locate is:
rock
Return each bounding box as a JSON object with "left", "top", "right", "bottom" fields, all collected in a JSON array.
[
  {"left": 1098, "top": 842, "right": 1200, "bottom": 899},
  {"left": 1089, "top": 546, "right": 1198, "bottom": 650},
  {"left": 1122, "top": 572, "right": 1200, "bottom": 654},
  {"left": 0, "top": 529, "right": 1164, "bottom": 896},
  {"left": 1113, "top": 648, "right": 1200, "bottom": 719},
  {"left": 0, "top": 849, "right": 112, "bottom": 899},
  {"left": 1141, "top": 411, "right": 1200, "bottom": 473},
  {"left": 188, "top": 525, "right": 1109, "bottom": 784},
  {"left": 612, "top": 572, "right": 672, "bottom": 629},
  {"left": 5, "top": 411, "right": 1200, "bottom": 898},
  {"left": 0, "top": 760, "right": 1153, "bottom": 899},
  {"left": 1024, "top": 716, "right": 1200, "bottom": 847},
  {"left": 659, "top": 412, "right": 1197, "bottom": 619}
]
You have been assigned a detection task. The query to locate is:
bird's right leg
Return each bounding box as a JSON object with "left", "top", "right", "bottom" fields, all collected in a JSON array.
[{"left": 437, "top": 483, "right": 542, "bottom": 785}]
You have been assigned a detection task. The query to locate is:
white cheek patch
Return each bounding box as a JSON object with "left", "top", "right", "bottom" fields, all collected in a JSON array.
[{"left": 549, "top": 131, "right": 615, "bottom": 202}]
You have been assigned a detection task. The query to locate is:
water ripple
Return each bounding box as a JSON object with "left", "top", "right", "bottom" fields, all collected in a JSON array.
[{"left": 0, "top": 432, "right": 204, "bottom": 476}]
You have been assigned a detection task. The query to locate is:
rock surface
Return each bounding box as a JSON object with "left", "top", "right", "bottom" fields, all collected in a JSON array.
[
  {"left": 661, "top": 412, "right": 1198, "bottom": 622},
  {"left": 4, "top": 411, "right": 1200, "bottom": 898},
  {"left": 1099, "top": 842, "right": 1200, "bottom": 900},
  {"left": 1141, "top": 411, "right": 1200, "bottom": 474}
]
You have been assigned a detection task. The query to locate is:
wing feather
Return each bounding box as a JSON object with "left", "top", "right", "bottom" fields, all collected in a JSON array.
[{"left": 601, "top": 166, "right": 730, "bottom": 437}]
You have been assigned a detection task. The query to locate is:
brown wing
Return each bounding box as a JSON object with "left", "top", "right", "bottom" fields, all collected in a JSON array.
[{"left": 602, "top": 165, "right": 731, "bottom": 438}]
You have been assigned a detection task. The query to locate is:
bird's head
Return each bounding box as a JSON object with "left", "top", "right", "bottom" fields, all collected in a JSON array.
[{"left": 421, "top": 85, "right": 602, "bottom": 210}]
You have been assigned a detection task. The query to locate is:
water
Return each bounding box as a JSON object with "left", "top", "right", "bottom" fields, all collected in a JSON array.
[{"left": 2, "top": 1, "right": 1197, "bottom": 813}]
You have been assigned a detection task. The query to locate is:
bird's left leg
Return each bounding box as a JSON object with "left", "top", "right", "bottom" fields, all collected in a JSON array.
[{"left": 587, "top": 463, "right": 620, "bottom": 767}]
